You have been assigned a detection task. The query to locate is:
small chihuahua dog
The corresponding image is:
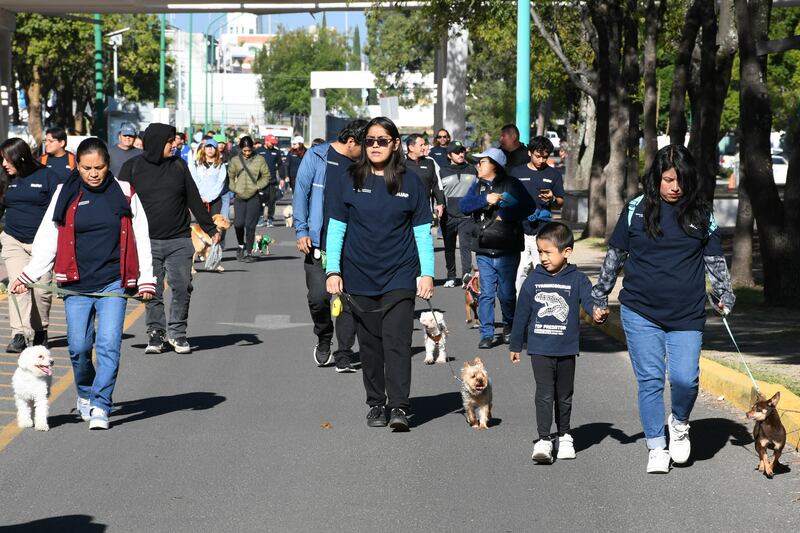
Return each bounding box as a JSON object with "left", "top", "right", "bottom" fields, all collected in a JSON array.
[
  {"left": 746, "top": 391, "right": 786, "bottom": 478},
  {"left": 460, "top": 357, "right": 492, "bottom": 429}
]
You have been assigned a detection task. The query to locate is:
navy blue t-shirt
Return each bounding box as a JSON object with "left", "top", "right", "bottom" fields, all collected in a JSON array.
[
  {"left": 2, "top": 167, "right": 60, "bottom": 243},
  {"left": 429, "top": 146, "right": 448, "bottom": 168},
  {"left": 609, "top": 199, "right": 723, "bottom": 331},
  {"left": 509, "top": 164, "right": 565, "bottom": 234},
  {"left": 320, "top": 145, "right": 354, "bottom": 251},
  {"left": 67, "top": 183, "right": 123, "bottom": 293},
  {"left": 327, "top": 170, "right": 432, "bottom": 296},
  {"left": 43, "top": 153, "right": 75, "bottom": 183}
]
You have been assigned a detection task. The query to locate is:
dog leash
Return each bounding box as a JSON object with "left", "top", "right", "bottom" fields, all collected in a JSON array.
[
  {"left": 707, "top": 293, "right": 760, "bottom": 395},
  {"left": 425, "top": 299, "right": 463, "bottom": 384}
]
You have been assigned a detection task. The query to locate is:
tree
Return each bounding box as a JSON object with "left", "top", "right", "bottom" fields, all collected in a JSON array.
[{"left": 253, "top": 26, "right": 361, "bottom": 120}]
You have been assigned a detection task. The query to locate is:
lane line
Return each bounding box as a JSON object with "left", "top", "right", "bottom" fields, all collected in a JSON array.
[{"left": 0, "top": 301, "right": 146, "bottom": 453}]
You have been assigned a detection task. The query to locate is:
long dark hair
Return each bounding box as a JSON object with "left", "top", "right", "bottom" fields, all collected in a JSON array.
[
  {"left": 350, "top": 117, "right": 406, "bottom": 195},
  {"left": 0, "top": 138, "right": 41, "bottom": 200},
  {"left": 641, "top": 144, "right": 711, "bottom": 239}
]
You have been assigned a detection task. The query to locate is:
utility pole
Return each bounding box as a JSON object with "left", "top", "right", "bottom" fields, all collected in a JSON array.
[
  {"left": 159, "top": 14, "right": 166, "bottom": 108},
  {"left": 188, "top": 14, "right": 193, "bottom": 140},
  {"left": 93, "top": 14, "right": 106, "bottom": 141},
  {"left": 516, "top": 0, "right": 531, "bottom": 145}
]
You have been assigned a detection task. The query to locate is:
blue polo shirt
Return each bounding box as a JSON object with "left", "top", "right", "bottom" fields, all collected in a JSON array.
[
  {"left": 609, "top": 198, "right": 723, "bottom": 331},
  {"left": 42, "top": 153, "right": 75, "bottom": 183},
  {"left": 2, "top": 167, "right": 60, "bottom": 243},
  {"left": 326, "top": 170, "right": 433, "bottom": 296},
  {"left": 68, "top": 182, "right": 122, "bottom": 293},
  {"left": 509, "top": 164, "right": 564, "bottom": 234}
]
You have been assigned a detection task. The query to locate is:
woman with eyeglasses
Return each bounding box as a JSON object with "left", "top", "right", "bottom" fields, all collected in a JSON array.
[
  {"left": 0, "top": 138, "right": 58, "bottom": 353},
  {"left": 325, "top": 116, "right": 435, "bottom": 432}
]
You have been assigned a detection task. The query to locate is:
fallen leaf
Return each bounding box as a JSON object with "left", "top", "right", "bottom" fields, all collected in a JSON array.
[{"left": 320, "top": 421, "right": 333, "bottom": 430}]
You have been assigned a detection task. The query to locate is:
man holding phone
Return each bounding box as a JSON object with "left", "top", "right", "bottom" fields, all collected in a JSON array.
[{"left": 509, "top": 135, "right": 565, "bottom": 293}]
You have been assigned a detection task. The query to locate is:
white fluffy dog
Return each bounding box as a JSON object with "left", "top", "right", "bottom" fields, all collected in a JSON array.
[
  {"left": 282, "top": 205, "right": 294, "bottom": 227},
  {"left": 12, "top": 345, "right": 54, "bottom": 431},
  {"left": 419, "top": 310, "right": 449, "bottom": 365}
]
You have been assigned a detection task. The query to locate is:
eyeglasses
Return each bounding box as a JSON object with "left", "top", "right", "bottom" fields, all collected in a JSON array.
[
  {"left": 365, "top": 136, "right": 393, "bottom": 147},
  {"left": 436, "top": 135, "right": 449, "bottom": 139}
]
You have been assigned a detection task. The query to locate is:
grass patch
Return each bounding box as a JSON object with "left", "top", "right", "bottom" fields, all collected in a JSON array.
[
  {"left": 703, "top": 352, "right": 800, "bottom": 397},
  {"left": 575, "top": 235, "right": 608, "bottom": 251}
]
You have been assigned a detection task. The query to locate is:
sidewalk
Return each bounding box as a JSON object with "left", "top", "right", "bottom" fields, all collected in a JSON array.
[{"left": 567, "top": 225, "right": 800, "bottom": 449}]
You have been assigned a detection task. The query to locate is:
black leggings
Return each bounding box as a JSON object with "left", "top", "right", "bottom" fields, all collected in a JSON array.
[
  {"left": 531, "top": 354, "right": 576, "bottom": 439},
  {"left": 233, "top": 195, "right": 261, "bottom": 251}
]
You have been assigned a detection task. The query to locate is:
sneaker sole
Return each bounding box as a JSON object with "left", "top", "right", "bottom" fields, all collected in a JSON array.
[
  {"left": 89, "top": 420, "right": 109, "bottom": 430},
  {"left": 532, "top": 454, "right": 553, "bottom": 464},
  {"left": 144, "top": 346, "right": 165, "bottom": 354},
  {"left": 367, "top": 419, "right": 387, "bottom": 427},
  {"left": 388, "top": 419, "right": 410, "bottom": 432},
  {"left": 314, "top": 346, "right": 334, "bottom": 367},
  {"left": 646, "top": 466, "right": 670, "bottom": 474},
  {"left": 556, "top": 452, "right": 576, "bottom": 460},
  {"left": 168, "top": 340, "right": 192, "bottom": 354},
  {"left": 335, "top": 367, "right": 357, "bottom": 373}
]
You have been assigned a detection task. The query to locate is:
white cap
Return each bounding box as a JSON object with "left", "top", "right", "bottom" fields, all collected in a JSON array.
[
  {"left": 292, "top": 135, "right": 305, "bottom": 145},
  {"left": 473, "top": 147, "right": 507, "bottom": 168}
]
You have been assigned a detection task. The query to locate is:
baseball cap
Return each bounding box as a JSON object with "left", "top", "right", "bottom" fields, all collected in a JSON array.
[
  {"left": 447, "top": 141, "right": 467, "bottom": 154},
  {"left": 119, "top": 122, "right": 137, "bottom": 136},
  {"left": 213, "top": 134, "right": 227, "bottom": 144},
  {"left": 292, "top": 135, "right": 305, "bottom": 145},
  {"left": 265, "top": 134, "right": 278, "bottom": 145},
  {"left": 204, "top": 138, "right": 219, "bottom": 149},
  {"left": 472, "top": 147, "right": 507, "bottom": 168}
]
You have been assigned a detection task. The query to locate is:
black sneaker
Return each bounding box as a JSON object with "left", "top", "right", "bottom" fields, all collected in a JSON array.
[
  {"left": 242, "top": 253, "right": 256, "bottom": 263},
  {"left": 32, "top": 330, "right": 48, "bottom": 348},
  {"left": 168, "top": 336, "right": 192, "bottom": 354},
  {"left": 478, "top": 337, "right": 494, "bottom": 349},
  {"left": 335, "top": 361, "right": 357, "bottom": 374},
  {"left": 502, "top": 324, "right": 512, "bottom": 344},
  {"left": 236, "top": 246, "right": 245, "bottom": 261},
  {"left": 388, "top": 408, "right": 410, "bottom": 432},
  {"left": 6, "top": 334, "right": 27, "bottom": 353},
  {"left": 145, "top": 330, "right": 168, "bottom": 354},
  {"left": 366, "top": 405, "right": 387, "bottom": 427},
  {"left": 314, "top": 342, "right": 333, "bottom": 366}
]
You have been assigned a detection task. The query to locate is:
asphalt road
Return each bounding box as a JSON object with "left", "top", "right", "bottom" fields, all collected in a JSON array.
[{"left": 0, "top": 223, "right": 797, "bottom": 533}]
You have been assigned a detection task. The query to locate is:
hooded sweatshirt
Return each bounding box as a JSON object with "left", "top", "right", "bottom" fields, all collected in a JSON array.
[
  {"left": 117, "top": 123, "right": 216, "bottom": 240},
  {"left": 509, "top": 263, "right": 594, "bottom": 357}
]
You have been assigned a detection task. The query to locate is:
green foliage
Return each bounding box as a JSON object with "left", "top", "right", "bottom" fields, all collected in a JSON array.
[
  {"left": 253, "top": 25, "right": 361, "bottom": 117},
  {"left": 767, "top": 9, "right": 800, "bottom": 131},
  {"left": 104, "top": 14, "right": 170, "bottom": 102}
]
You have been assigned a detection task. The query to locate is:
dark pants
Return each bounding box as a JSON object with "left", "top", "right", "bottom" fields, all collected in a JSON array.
[
  {"left": 442, "top": 214, "right": 475, "bottom": 279},
  {"left": 351, "top": 289, "right": 415, "bottom": 411},
  {"left": 531, "top": 355, "right": 576, "bottom": 439},
  {"left": 263, "top": 183, "right": 279, "bottom": 220},
  {"left": 234, "top": 195, "right": 261, "bottom": 251},
  {"left": 207, "top": 196, "right": 222, "bottom": 216},
  {"left": 147, "top": 238, "right": 194, "bottom": 338},
  {"left": 303, "top": 251, "right": 356, "bottom": 364}
]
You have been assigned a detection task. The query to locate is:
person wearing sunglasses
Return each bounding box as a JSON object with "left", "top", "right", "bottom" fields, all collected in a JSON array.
[
  {"left": 325, "top": 117, "right": 435, "bottom": 432},
  {"left": 429, "top": 129, "right": 451, "bottom": 168}
]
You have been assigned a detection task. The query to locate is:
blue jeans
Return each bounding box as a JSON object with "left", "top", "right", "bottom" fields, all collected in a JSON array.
[
  {"left": 64, "top": 280, "right": 128, "bottom": 413},
  {"left": 620, "top": 305, "right": 703, "bottom": 449},
  {"left": 476, "top": 253, "right": 520, "bottom": 339}
]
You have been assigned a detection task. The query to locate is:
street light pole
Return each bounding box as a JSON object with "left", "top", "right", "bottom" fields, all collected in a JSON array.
[
  {"left": 159, "top": 14, "right": 166, "bottom": 108},
  {"left": 188, "top": 14, "right": 193, "bottom": 140},
  {"left": 204, "top": 13, "right": 226, "bottom": 133},
  {"left": 516, "top": 0, "right": 531, "bottom": 145},
  {"left": 93, "top": 14, "right": 106, "bottom": 141}
]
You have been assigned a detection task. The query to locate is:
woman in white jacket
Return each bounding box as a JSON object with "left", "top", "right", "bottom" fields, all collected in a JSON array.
[
  {"left": 189, "top": 137, "right": 227, "bottom": 215},
  {"left": 10, "top": 138, "right": 156, "bottom": 430}
]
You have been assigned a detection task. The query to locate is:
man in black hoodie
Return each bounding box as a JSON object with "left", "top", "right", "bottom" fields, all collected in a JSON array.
[{"left": 118, "top": 123, "right": 219, "bottom": 354}]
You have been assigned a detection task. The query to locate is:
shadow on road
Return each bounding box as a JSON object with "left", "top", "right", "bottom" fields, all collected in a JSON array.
[
  {"left": 49, "top": 333, "right": 134, "bottom": 350},
  {"left": 0, "top": 514, "right": 106, "bottom": 532},
  {"left": 131, "top": 333, "right": 262, "bottom": 351},
  {"left": 110, "top": 392, "right": 226, "bottom": 427},
  {"left": 571, "top": 422, "right": 643, "bottom": 452},
  {"left": 412, "top": 391, "right": 462, "bottom": 427},
  {"left": 677, "top": 417, "right": 754, "bottom": 466}
]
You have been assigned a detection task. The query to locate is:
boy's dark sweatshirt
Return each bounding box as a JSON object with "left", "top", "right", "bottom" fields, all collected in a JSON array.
[
  {"left": 509, "top": 264, "right": 594, "bottom": 356},
  {"left": 118, "top": 123, "right": 216, "bottom": 240}
]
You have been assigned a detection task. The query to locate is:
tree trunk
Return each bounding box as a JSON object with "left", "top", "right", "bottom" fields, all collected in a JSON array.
[
  {"left": 26, "top": 65, "right": 44, "bottom": 146},
  {"left": 642, "top": 0, "right": 666, "bottom": 172},
  {"left": 570, "top": 93, "right": 596, "bottom": 191},
  {"left": 668, "top": 0, "right": 702, "bottom": 146},
  {"left": 624, "top": 0, "right": 640, "bottom": 199},
  {"left": 536, "top": 98, "right": 551, "bottom": 137},
  {"left": 696, "top": 0, "right": 720, "bottom": 200},
  {"left": 731, "top": 183, "right": 755, "bottom": 287},
  {"left": 603, "top": 3, "right": 628, "bottom": 236},
  {"left": 736, "top": 0, "right": 800, "bottom": 307}
]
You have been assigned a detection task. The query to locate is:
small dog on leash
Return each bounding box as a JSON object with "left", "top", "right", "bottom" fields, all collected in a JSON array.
[
  {"left": 419, "top": 310, "right": 448, "bottom": 364},
  {"left": 191, "top": 214, "right": 232, "bottom": 272},
  {"left": 464, "top": 270, "right": 481, "bottom": 329},
  {"left": 12, "top": 345, "right": 54, "bottom": 431},
  {"left": 252, "top": 234, "right": 273, "bottom": 255},
  {"left": 282, "top": 205, "right": 294, "bottom": 228},
  {"left": 461, "top": 357, "right": 492, "bottom": 429},
  {"left": 746, "top": 391, "right": 786, "bottom": 478}
]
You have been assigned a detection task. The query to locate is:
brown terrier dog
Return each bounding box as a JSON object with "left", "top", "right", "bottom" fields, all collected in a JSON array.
[
  {"left": 464, "top": 270, "right": 480, "bottom": 329},
  {"left": 746, "top": 391, "right": 786, "bottom": 478},
  {"left": 191, "top": 214, "right": 231, "bottom": 272},
  {"left": 460, "top": 357, "right": 492, "bottom": 429}
]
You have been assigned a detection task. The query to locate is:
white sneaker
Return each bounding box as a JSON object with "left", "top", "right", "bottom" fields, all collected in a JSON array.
[
  {"left": 443, "top": 279, "right": 457, "bottom": 288},
  {"left": 556, "top": 434, "right": 576, "bottom": 460},
  {"left": 531, "top": 439, "right": 554, "bottom": 464},
  {"left": 668, "top": 414, "right": 691, "bottom": 464},
  {"left": 77, "top": 398, "right": 91, "bottom": 422},
  {"left": 89, "top": 408, "right": 109, "bottom": 430},
  {"left": 646, "top": 448, "right": 671, "bottom": 473}
]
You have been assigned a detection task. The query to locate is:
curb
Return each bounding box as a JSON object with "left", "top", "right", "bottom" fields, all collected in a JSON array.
[{"left": 582, "top": 309, "right": 800, "bottom": 451}]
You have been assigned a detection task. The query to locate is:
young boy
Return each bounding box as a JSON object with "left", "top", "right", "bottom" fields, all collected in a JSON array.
[{"left": 509, "top": 222, "right": 594, "bottom": 464}]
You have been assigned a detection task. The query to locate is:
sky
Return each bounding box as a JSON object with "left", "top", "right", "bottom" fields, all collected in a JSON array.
[{"left": 169, "top": 12, "right": 367, "bottom": 42}]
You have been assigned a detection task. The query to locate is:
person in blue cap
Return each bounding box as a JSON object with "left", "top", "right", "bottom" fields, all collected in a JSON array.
[{"left": 108, "top": 122, "right": 142, "bottom": 177}]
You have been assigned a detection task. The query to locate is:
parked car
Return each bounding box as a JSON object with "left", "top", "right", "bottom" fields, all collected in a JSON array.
[
  {"left": 546, "top": 130, "right": 560, "bottom": 150},
  {"left": 772, "top": 154, "right": 788, "bottom": 185}
]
